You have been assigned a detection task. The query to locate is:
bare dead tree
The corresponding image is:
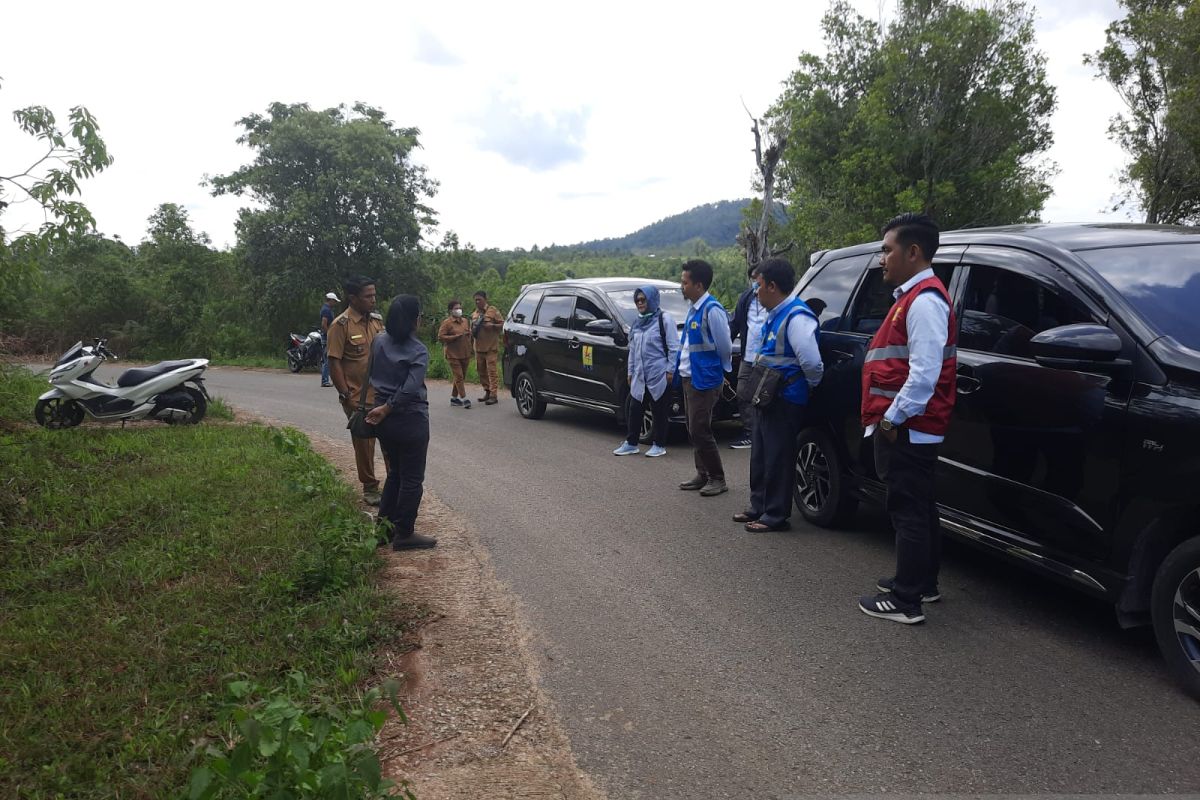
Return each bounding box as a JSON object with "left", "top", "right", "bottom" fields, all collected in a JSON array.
[{"left": 738, "top": 108, "right": 792, "bottom": 272}]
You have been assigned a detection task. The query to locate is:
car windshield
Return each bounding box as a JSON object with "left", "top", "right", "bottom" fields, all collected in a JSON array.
[
  {"left": 1076, "top": 243, "right": 1200, "bottom": 351},
  {"left": 606, "top": 287, "right": 689, "bottom": 327}
]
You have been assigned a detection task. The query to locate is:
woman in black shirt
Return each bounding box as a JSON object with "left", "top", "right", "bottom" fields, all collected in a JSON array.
[{"left": 365, "top": 295, "right": 437, "bottom": 549}]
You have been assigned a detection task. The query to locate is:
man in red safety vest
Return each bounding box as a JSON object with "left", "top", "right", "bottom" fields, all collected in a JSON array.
[{"left": 858, "top": 213, "right": 957, "bottom": 625}]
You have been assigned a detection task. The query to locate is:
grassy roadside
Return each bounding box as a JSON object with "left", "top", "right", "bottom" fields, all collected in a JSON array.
[{"left": 0, "top": 364, "right": 421, "bottom": 798}]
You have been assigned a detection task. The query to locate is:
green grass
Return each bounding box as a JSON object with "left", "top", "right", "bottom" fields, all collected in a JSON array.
[{"left": 0, "top": 364, "right": 419, "bottom": 798}]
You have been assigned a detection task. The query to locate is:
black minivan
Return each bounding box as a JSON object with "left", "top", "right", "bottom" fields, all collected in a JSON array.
[
  {"left": 792, "top": 223, "right": 1200, "bottom": 699},
  {"left": 501, "top": 277, "right": 739, "bottom": 441}
]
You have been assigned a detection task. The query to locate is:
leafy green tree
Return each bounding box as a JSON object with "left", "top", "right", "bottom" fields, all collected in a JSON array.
[
  {"left": 0, "top": 77, "right": 114, "bottom": 306},
  {"left": 1087, "top": 0, "right": 1200, "bottom": 224},
  {"left": 208, "top": 102, "right": 438, "bottom": 338},
  {"left": 769, "top": 0, "right": 1056, "bottom": 255}
]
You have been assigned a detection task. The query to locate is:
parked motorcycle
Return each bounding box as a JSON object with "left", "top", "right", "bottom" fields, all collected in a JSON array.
[
  {"left": 286, "top": 330, "right": 324, "bottom": 373},
  {"left": 35, "top": 339, "right": 210, "bottom": 429}
]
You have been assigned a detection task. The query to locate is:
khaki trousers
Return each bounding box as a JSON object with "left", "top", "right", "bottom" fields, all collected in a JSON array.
[
  {"left": 341, "top": 399, "right": 387, "bottom": 491},
  {"left": 476, "top": 349, "right": 499, "bottom": 395},
  {"left": 448, "top": 357, "right": 470, "bottom": 398}
]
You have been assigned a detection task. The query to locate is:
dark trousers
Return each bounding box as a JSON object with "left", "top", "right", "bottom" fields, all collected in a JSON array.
[
  {"left": 735, "top": 359, "right": 756, "bottom": 438},
  {"left": 626, "top": 388, "right": 671, "bottom": 447},
  {"left": 683, "top": 378, "right": 724, "bottom": 481},
  {"left": 874, "top": 430, "right": 942, "bottom": 604},
  {"left": 748, "top": 400, "right": 805, "bottom": 526},
  {"left": 376, "top": 412, "right": 430, "bottom": 538}
]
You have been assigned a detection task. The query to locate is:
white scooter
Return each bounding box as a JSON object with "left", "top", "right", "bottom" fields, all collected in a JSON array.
[{"left": 35, "top": 339, "right": 211, "bottom": 429}]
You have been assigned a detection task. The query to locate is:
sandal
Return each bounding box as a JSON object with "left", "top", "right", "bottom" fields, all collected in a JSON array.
[
  {"left": 732, "top": 512, "right": 759, "bottom": 523},
  {"left": 745, "top": 520, "right": 790, "bottom": 533}
]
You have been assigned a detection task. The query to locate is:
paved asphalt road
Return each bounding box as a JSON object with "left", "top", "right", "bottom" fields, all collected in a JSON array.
[{"left": 186, "top": 366, "right": 1199, "bottom": 796}]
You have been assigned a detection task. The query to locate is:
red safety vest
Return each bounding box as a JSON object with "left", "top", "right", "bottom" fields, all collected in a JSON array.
[{"left": 860, "top": 275, "right": 957, "bottom": 435}]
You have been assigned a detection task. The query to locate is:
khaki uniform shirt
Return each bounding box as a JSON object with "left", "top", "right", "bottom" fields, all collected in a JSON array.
[
  {"left": 327, "top": 307, "right": 384, "bottom": 402},
  {"left": 471, "top": 305, "right": 505, "bottom": 353},
  {"left": 438, "top": 316, "right": 473, "bottom": 360}
]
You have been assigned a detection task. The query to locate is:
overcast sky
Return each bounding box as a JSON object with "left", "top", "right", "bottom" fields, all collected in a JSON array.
[{"left": 2, "top": 0, "right": 1127, "bottom": 252}]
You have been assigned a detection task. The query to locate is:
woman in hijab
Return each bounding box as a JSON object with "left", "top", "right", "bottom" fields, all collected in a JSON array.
[
  {"left": 365, "top": 295, "right": 437, "bottom": 549},
  {"left": 614, "top": 285, "right": 679, "bottom": 458}
]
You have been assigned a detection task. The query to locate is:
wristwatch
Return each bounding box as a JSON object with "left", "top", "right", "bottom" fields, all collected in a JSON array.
[
  {"left": 879, "top": 418, "right": 895, "bottom": 432},
  {"left": 338, "top": 391, "right": 349, "bottom": 403}
]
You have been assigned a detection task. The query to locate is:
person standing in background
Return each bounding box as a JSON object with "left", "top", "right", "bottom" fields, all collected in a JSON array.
[
  {"left": 327, "top": 276, "right": 387, "bottom": 506},
  {"left": 729, "top": 265, "right": 767, "bottom": 449},
  {"left": 471, "top": 290, "right": 505, "bottom": 405},
  {"left": 438, "top": 299, "right": 473, "bottom": 409},
  {"left": 674, "top": 259, "right": 733, "bottom": 497},
  {"left": 319, "top": 292, "right": 339, "bottom": 388},
  {"left": 613, "top": 285, "right": 679, "bottom": 458}
]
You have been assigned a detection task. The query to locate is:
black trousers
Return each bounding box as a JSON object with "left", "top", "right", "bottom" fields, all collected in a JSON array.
[
  {"left": 748, "top": 400, "right": 805, "bottom": 526},
  {"left": 376, "top": 411, "right": 430, "bottom": 538},
  {"left": 874, "top": 430, "right": 942, "bottom": 604},
  {"left": 626, "top": 388, "right": 671, "bottom": 447}
]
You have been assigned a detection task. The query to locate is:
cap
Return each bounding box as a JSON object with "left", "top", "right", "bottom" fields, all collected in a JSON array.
[{"left": 325, "top": 292, "right": 340, "bottom": 301}]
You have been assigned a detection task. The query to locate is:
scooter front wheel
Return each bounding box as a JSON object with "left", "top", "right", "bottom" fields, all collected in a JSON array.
[{"left": 34, "top": 398, "right": 85, "bottom": 429}]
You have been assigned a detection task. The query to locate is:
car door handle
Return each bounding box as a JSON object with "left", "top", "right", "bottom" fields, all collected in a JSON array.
[
  {"left": 568, "top": 340, "right": 581, "bottom": 350},
  {"left": 827, "top": 349, "right": 855, "bottom": 365},
  {"left": 529, "top": 331, "right": 539, "bottom": 340},
  {"left": 956, "top": 366, "right": 981, "bottom": 394}
]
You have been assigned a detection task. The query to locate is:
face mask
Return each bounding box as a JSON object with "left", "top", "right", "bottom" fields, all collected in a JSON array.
[
  {"left": 750, "top": 279, "right": 758, "bottom": 291},
  {"left": 639, "top": 311, "right": 654, "bottom": 319},
  {"left": 452, "top": 309, "right": 463, "bottom": 318}
]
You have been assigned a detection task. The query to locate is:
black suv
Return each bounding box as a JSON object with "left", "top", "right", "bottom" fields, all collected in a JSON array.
[
  {"left": 792, "top": 223, "right": 1200, "bottom": 698},
  {"left": 501, "top": 278, "right": 739, "bottom": 440}
]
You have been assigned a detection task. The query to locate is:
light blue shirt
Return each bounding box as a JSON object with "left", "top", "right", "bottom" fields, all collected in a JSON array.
[
  {"left": 743, "top": 293, "right": 768, "bottom": 365},
  {"left": 629, "top": 310, "right": 679, "bottom": 401},
  {"left": 677, "top": 291, "right": 733, "bottom": 378},
  {"left": 865, "top": 267, "right": 950, "bottom": 444}
]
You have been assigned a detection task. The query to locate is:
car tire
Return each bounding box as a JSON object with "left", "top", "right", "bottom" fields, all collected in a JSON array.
[
  {"left": 514, "top": 371, "right": 546, "bottom": 420},
  {"left": 793, "top": 427, "right": 857, "bottom": 528},
  {"left": 1151, "top": 535, "right": 1200, "bottom": 700}
]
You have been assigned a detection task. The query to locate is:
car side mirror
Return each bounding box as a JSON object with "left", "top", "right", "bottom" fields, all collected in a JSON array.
[
  {"left": 1031, "top": 323, "right": 1131, "bottom": 373},
  {"left": 584, "top": 318, "right": 616, "bottom": 337}
]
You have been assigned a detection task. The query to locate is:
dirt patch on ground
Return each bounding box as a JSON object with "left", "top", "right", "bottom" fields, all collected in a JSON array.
[{"left": 268, "top": 418, "right": 606, "bottom": 800}]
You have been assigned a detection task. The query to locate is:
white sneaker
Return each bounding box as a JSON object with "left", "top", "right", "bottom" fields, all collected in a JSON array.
[
  {"left": 613, "top": 442, "right": 640, "bottom": 456},
  {"left": 645, "top": 445, "right": 667, "bottom": 457}
]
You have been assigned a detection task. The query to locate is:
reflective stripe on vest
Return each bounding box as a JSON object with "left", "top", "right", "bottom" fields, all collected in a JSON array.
[{"left": 866, "top": 344, "right": 957, "bottom": 362}]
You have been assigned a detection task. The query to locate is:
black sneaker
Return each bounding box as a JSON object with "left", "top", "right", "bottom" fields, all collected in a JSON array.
[
  {"left": 875, "top": 577, "right": 941, "bottom": 603},
  {"left": 858, "top": 592, "right": 925, "bottom": 624},
  {"left": 450, "top": 397, "right": 463, "bottom": 407},
  {"left": 393, "top": 533, "right": 438, "bottom": 550},
  {"left": 729, "top": 436, "right": 752, "bottom": 449}
]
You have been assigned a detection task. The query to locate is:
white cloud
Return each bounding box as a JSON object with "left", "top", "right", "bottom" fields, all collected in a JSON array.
[{"left": 0, "top": 0, "right": 1139, "bottom": 253}]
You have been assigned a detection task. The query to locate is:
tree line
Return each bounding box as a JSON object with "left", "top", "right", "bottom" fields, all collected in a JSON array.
[{"left": 2, "top": 0, "right": 1197, "bottom": 360}]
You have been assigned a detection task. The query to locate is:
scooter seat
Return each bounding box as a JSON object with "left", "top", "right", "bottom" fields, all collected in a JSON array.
[{"left": 117, "top": 360, "right": 195, "bottom": 387}]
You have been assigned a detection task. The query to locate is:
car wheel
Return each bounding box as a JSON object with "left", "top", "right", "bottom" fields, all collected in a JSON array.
[
  {"left": 514, "top": 371, "right": 546, "bottom": 420},
  {"left": 1151, "top": 535, "right": 1200, "bottom": 700},
  {"left": 793, "top": 428, "right": 857, "bottom": 527}
]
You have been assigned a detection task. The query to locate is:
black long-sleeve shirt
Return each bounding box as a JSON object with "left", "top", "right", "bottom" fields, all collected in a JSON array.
[{"left": 369, "top": 332, "right": 429, "bottom": 417}]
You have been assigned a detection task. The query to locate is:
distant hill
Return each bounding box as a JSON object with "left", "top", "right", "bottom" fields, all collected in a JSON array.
[{"left": 574, "top": 199, "right": 761, "bottom": 252}]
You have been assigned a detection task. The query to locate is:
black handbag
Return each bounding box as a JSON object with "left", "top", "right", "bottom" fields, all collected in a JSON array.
[
  {"left": 346, "top": 349, "right": 377, "bottom": 439},
  {"left": 747, "top": 362, "right": 803, "bottom": 409}
]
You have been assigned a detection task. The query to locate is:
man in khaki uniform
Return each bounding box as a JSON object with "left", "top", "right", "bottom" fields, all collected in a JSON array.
[
  {"left": 327, "top": 276, "right": 387, "bottom": 505},
  {"left": 471, "top": 290, "right": 505, "bottom": 405}
]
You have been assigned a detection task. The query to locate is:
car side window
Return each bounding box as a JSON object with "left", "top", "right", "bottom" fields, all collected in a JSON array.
[
  {"left": 571, "top": 295, "right": 609, "bottom": 331},
  {"left": 800, "top": 256, "right": 866, "bottom": 331},
  {"left": 959, "top": 265, "right": 1094, "bottom": 358},
  {"left": 847, "top": 264, "right": 956, "bottom": 336},
  {"left": 510, "top": 289, "right": 544, "bottom": 324},
  {"left": 534, "top": 294, "right": 574, "bottom": 330}
]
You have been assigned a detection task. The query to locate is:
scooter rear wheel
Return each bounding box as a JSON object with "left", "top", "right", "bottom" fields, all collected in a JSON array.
[
  {"left": 164, "top": 386, "right": 207, "bottom": 425},
  {"left": 34, "top": 398, "right": 85, "bottom": 429}
]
